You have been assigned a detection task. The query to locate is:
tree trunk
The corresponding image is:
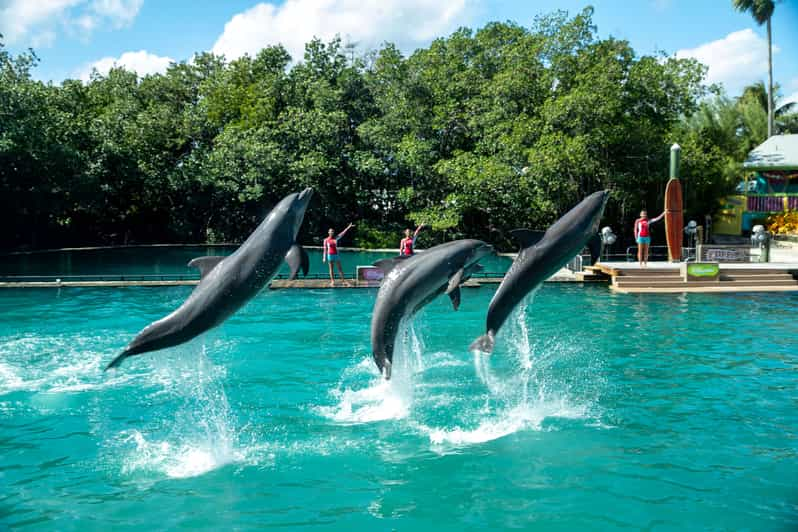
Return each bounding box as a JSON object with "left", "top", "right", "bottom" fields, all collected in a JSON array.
[{"left": 767, "top": 16, "right": 774, "bottom": 137}]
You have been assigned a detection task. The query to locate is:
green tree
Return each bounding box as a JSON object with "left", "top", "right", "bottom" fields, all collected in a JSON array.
[
  {"left": 732, "top": 0, "right": 777, "bottom": 137},
  {"left": 0, "top": 11, "right": 729, "bottom": 253}
]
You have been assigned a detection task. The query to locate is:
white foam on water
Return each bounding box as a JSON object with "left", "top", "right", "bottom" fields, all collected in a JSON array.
[
  {"left": 420, "top": 399, "right": 587, "bottom": 447},
  {"left": 120, "top": 428, "right": 246, "bottom": 479},
  {"left": 0, "top": 333, "right": 134, "bottom": 395},
  {"left": 318, "top": 318, "right": 425, "bottom": 424},
  {"left": 417, "top": 293, "right": 598, "bottom": 449},
  {"left": 319, "top": 377, "right": 410, "bottom": 423},
  {"left": 425, "top": 350, "right": 468, "bottom": 369},
  {"left": 117, "top": 344, "right": 252, "bottom": 481},
  {"left": 0, "top": 361, "right": 28, "bottom": 394}
]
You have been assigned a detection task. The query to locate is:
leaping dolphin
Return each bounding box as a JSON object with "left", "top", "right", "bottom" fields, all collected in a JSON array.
[
  {"left": 106, "top": 188, "right": 314, "bottom": 370},
  {"left": 470, "top": 190, "right": 609, "bottom": 354},
  {"left": 370, "top": 239, "right": 493, "bottom": 379}
]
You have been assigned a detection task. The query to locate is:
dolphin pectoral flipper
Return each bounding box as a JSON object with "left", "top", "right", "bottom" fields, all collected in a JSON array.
[
  {"left": 448, "top": 286, "right": 461, "bottom": 310},
  {"left": 510, "top": 229, "right": 546, "bottom": 249},
  {"left": 188, "top": 256, "right": 227, "bottom": 279},
  {"left": 285, "top": 243, "right": 309, "bottom": 280},
  {"left": 446, "top": 268, "right": 464, "bottom": 294},
  {"left": 587, "top": 234, "right": 602, "bottom": 265}
]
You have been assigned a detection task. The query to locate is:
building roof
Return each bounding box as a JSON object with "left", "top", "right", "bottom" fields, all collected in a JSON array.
[{"left": 743, "top": 134, "right": 798, "bottom": 171}]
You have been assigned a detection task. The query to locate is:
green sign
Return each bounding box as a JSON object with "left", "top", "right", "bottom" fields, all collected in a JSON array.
[{"left": 687, "top": 263, "right": 719, "bottom": 277}]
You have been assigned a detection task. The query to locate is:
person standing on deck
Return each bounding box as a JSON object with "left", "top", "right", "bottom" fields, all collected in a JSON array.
[
  {"left": 323, "top": 223, "right": 355, "bottom": 286},
  {"left": 399, "top": 224, "right": 425, "bottom": 257},
  {"left": 634, "top": 210, "right": 665, "bottom": 267}
]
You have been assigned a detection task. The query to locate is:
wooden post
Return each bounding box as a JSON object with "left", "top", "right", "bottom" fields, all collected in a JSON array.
[{"left": 665, "top": 144, "right": 684, "bottom": 262}]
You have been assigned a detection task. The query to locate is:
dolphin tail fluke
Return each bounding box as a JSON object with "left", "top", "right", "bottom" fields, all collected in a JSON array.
[
  {"left": 104, "top": 350, "right": 131, "bottom": 371},
  {"left": 469, "top": 332, "right": 495, "bottom": 354}
]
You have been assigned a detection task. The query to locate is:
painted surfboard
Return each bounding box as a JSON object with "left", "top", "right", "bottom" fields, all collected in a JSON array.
[{"left": 664, "top": 178, "right": 683, "bottom": 261}]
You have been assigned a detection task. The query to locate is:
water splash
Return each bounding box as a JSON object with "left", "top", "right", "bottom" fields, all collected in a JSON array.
[
  {"left": 423, "top": 400, "right": 587, "bottom": 446},
  {"left": 117, "top": 343, "right": 252, "bottom": 480},
  {"left": 419, "top": 290, "right": 600, "bottom": 449},
  {"left": 120, "top": 428, "right": 244, "bottom": 479},
  {"left": 318, "top": 317, "right": 425, "bottom": 424}
]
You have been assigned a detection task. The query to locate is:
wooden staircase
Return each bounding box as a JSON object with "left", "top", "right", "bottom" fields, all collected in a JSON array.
[{"left": 585, "top": 265, "right": 798, "bottom": 293}]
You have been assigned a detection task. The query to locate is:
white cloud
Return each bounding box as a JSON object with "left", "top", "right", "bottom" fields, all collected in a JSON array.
[
  {"left": 0, "top": 0, "right": 80, "bottom": 44},
  {"left": 76, "top": 50, "right": 173, "bottom": 81},
  {"left": 676, "top": 29, "right": 778, "bottom": 96},
  {"left": 89, "top": 0, "right": 143, "bottom": 28},
  {"left": 781, "top": 79, "right": 798, "bottom": 107},
  {"left": 211, "top": 0, "right": 473, "bottom": 62},
  {"left": 0, "top": 0, "right": 141, "bottom": 47}
]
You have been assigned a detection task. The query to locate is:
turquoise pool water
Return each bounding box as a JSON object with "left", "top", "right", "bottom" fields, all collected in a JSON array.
[
  {"left": 0, "top": 247, "right": 511, "bottom": 277},
  {"left": 1, "top": 282, "right": 796, "bottom": 530}
]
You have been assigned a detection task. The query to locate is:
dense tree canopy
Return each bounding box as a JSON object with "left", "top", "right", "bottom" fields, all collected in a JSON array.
[{"left": 1, "top": 10, "right": 792, "bottom": 252}]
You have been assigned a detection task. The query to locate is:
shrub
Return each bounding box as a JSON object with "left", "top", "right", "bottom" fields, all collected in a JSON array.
[
  {"left": 352, "top": 222, "right": 400, "bottom": 249},
  {"left": 766, "top": 210, "right": 798, "bottom": 235}
]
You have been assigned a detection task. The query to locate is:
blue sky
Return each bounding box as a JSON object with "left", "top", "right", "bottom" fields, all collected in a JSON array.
[{"left": 1, "top": 0, "right": 797, "bottom": 103}]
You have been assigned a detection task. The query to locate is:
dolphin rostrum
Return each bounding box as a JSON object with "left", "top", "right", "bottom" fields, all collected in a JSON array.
[
  {"left": 470, "top": 190, "right": 609, "bottom": 354},
  {"left": 370, "top": 239, "right": 493, "bottom": 379},
  {"left": 106, "top": 188, "right": 314, "bottom": 370}
]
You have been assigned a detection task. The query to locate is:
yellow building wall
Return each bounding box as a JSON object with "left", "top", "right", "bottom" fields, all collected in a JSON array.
[{"left": 714, "top": 195, "right": 745, "bottom": 235}]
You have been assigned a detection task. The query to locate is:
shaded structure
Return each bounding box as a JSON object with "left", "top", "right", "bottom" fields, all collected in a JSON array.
[{"left": 715, "top": 134, "right": 798, "bottom": 235}]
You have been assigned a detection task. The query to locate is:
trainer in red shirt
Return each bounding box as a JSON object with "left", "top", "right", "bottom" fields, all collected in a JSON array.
[
  {"left": 633, "top": 210, "right": 664, "bottom": 267},
  {"left": 399, "top": 224, "right": 425, "bottom": 257},
  {"left": 323, "top": 223, "right": 355, "bottom": 286}
]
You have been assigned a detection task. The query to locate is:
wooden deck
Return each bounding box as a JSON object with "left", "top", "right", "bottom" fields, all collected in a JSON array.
[
  {"left": 0, "top": 268, "right": 599, "bottom": 289},
  {"left": 586, "top": 262, "right": 798, "bottom": 294},
  {"left": 268, "top": 279, "right": 487, "bottom": 289},
  {"left": 0, "top": 280, "right": 199, "bottom": 288}
]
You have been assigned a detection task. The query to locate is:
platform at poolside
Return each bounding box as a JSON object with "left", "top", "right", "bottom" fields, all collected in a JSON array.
[
  {"left": 587, "top": 261, "right": 798, "bottom": 293},
  {"left": 0, "top": 269, "right": 587, "bottom": 289}
]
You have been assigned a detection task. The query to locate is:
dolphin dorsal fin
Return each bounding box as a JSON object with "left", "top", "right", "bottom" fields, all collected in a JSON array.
[
  {"left": 510, "top": 229, "right": 545, "bottom": 250},
  {"left": 285, "top": 243, "right": 309, "bottom": 280},
  {"left": 448, "top": 286, "right": 461, "bottom": 311},
  {"left": 188, "top": 256, "right": 226, "bottom": 279},
  {"left": 373, "top": 256, "right": 407, "bottom": 274}
]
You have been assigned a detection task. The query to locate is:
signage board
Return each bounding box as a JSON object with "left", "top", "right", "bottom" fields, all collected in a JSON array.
[
  {"left": 682, "top": 262, "right": 720, "bottom": 282},
  {"left": 357, "top": 266, "right": 384, "bottom": 285},
  {"left": 697, "top": 245, "right": 751, "bottom": 263}
]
